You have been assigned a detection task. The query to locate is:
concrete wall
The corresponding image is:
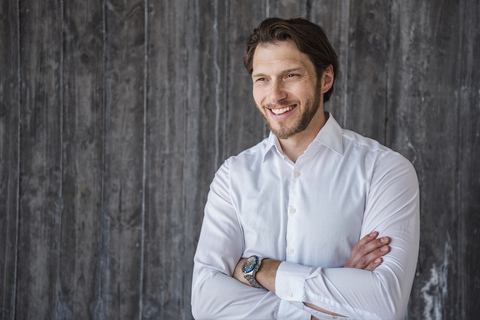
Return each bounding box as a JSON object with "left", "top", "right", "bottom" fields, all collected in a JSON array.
[{"left": 1, "top": 0, "right": 479, "bottom": 319}]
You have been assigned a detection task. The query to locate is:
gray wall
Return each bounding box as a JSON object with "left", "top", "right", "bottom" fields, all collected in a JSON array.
[{"left": 1, "top": 0, "right": 479, "bottom": 319}]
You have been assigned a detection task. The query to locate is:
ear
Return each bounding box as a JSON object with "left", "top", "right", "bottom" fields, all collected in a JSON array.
[{"left": 321, "top": 65, "right": 334, "bottom": 93}]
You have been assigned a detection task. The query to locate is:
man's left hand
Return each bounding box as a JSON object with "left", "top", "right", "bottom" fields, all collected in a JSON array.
[{"left": 344, "top": 231, "right": 391, "bottom": 270}]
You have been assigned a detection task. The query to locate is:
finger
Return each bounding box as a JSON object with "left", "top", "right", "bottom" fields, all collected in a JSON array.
[
  {"left": 347, "top": 234, "right": 388, "bottom": 266},
  {"left": 345, "top": 232, "right": 380, "bottom": 266},
  {"left": 358, "top": 236, "right": 391, "bottom": 258},
  {"left": 367, "top": 236, "right": 390, "bottom": 253},
  {"left": 346, "top": 236, "right": 391, "bottom": 268},
  {"left": 355, "top": 244, "right": 391, "bottom": 269},
  {"left": 364, "top": 257, "right": 383, "bottom": 271},
  {"left": 356, "top": 231, "right": 379, "bottom": 247}
]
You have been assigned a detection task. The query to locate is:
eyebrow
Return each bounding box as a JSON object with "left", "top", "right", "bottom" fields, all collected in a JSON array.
[{"left": 252, "top": 68, "right": 305, "bottom": 78}]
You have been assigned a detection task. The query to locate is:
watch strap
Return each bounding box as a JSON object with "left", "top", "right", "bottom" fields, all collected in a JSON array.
[
  {"left": 245, "top": 272, "right": 263, "bottom": 288},
  {"left": 242, "top": 255, "right": 263, "bottom": 288}
]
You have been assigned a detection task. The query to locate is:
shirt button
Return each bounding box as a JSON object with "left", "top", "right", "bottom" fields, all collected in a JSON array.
[
  {"left": 288, "top": 248, "right": 294, "bottom": 254},
  {"left": 294, "top": 171, "right": 301, "bottom": 177},
  {"left": 288, "top": 292, "right": 293, "bottom": 298},
  {"left": 290, "top": 208, "right": 296, "bottom": 214}
]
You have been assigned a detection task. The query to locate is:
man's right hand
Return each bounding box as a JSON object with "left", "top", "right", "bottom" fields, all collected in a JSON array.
[{"left": 344, "top": 231, "right": 391, "bottom": 271}]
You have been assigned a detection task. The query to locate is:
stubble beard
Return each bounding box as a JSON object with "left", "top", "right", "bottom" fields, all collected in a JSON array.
[{"left": 261, "top": 91, "right": 322, "bottom": 140}]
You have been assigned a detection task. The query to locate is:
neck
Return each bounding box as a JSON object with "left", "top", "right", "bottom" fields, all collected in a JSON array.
[{"left": 278, "top": 110, "right": 327, "bottom": 163}]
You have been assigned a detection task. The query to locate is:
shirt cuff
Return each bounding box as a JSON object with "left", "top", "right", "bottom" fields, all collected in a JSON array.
[{"left": 275, "top": 261, "right": 311, "bottom": 302}]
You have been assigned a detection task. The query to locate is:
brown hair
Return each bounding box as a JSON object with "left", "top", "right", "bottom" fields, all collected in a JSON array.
[{"left": 244, "top": 17, "right": 338, "bottom": 103}]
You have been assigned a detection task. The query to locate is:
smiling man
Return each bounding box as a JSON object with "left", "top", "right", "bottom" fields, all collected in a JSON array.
[{"left": 192, "top": 18, "right": 419, "bottom": 320}]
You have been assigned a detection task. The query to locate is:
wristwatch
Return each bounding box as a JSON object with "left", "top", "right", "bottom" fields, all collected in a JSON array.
[{"left": 242, "top": 255, "right": 263, "bottom": 288}]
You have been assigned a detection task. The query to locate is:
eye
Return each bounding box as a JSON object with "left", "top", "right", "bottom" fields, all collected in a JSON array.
[{"left": 286, "top": 73, "right": 299, "bottom": 78}]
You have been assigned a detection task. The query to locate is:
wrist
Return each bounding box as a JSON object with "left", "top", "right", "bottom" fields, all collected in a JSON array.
[{"left": 256, "top": 258, "right": 281, "bottom": 293}]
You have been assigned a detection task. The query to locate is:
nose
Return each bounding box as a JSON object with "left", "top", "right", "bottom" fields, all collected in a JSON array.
[{"left": 269, "top": 80, "right": 287, "bottom": 102}]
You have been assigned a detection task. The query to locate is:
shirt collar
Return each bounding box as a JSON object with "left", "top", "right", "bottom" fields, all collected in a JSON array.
[
  {"left": 261, "top": 112, "right": 344, "bottom": 162},
  {"left": 312, "top": 112, "right": 344, "bottom": 156},
  {"left": 262, "top": 132, "right": 280, "bottom": 162}
]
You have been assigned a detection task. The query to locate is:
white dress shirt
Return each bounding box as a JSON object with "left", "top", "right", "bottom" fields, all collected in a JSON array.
[{"left": 191, "top": 113, "right": 420, "bottom": 320}]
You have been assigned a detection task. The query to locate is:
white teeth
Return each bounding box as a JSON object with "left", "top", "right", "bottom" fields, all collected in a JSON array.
[{"left": 271, "top": 105, "right": 295, "bottom": 115}]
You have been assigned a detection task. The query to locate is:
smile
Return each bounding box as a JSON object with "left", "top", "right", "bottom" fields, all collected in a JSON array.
[{"left": 269, "top": 104, "right": 297, "bottom": 115}]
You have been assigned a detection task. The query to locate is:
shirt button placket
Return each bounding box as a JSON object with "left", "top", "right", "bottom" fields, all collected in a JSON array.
[{"left": 286, "top": 167, "right": 301, "bottom": 262}]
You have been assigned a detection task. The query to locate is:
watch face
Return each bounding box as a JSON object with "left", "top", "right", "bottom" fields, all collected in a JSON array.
[{"left": 243, "top": 256, "right": 258, "bottom": 273}]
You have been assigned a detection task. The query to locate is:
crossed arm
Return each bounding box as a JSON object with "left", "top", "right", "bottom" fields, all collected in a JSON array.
[
  {"left": 233, "top": 232, "right": 391, "bottom": 318},
  {"left": 192, "top": 155, "right": 419, "bottom": 319}
]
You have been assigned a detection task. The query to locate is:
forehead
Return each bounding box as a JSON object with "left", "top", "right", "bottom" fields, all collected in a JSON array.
[{"left": 252, "top": 40, "right": 314, "bottom": 74}]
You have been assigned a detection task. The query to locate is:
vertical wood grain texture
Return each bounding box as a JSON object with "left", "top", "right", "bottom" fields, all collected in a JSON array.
[
  {"left": 345, "top": 0, "right": 390, "bottom": 143},
  {"left": 386, "top": 0, "right": 480, "bottom": 317},
  {"left": 144, "top": 1, "right": 189, "bottom": 318},
  {"left": 0, "top": 0, "right": 479, "bottom": 319},
  {"left": 15, "top": 0, "right": 64, "bottom": 318},
  {"left": 99, "top": 1, "right": 146, "bottom": 318},
  {"left": 62, "top": 0, "right": 105, "bottom": 318},
  {"left": 0, "top": 0, "right": 20, "bottom": 319}
]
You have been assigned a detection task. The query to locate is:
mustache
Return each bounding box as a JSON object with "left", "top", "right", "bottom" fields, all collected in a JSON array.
[{"left": 263, "top": 101, "right": 298, "bottom": 109}]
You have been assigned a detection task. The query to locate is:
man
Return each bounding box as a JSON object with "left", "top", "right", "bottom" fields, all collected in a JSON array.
[{"left": 192, "top": 17, "right": 419, "bottom": 320}]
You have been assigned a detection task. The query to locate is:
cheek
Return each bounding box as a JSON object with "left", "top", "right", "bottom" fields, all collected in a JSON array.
[
  {"left": 294, "top": 86, "right": 316, "bottom": 102},
  {"left": 252, "top": 89, "right": 264, "bottom": 106}
]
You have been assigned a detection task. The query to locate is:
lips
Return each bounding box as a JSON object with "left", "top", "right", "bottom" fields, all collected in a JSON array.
[{"left": 269, "top": 104, "right": 297, "bottom": 115}]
